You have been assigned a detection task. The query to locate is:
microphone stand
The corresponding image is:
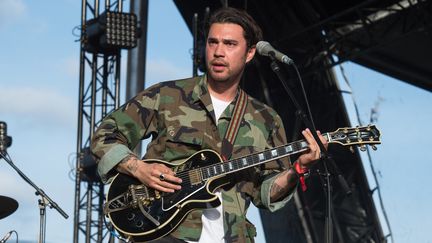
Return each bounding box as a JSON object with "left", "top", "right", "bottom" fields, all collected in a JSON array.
[
  {"left": 0, "top": 150, "right": 69, "bottom": 243},
  {"left": 267, "top": 53, "right": 351, "bottom": 243}
]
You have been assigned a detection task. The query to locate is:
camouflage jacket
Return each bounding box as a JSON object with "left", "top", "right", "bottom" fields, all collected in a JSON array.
[{"left": 91, "top": 75, "right": 294, "bottom": 242}]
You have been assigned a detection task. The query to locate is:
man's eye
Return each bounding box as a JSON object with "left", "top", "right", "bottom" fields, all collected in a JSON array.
[
  {"left": 225, "top": 41, "right": 237, "bottom": 47},
  {"left": 208, "top": 39, "right": 218, "bottom": 45}
]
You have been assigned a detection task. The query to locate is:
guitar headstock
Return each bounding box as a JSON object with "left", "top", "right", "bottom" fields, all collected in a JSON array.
[{"left": 328, "top": 124, "right": 381, "bottom": 152}]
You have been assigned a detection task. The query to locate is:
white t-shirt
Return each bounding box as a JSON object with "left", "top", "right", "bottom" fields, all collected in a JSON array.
[{"left": 188, "top": 94, "right": 230, "bottom": 243}]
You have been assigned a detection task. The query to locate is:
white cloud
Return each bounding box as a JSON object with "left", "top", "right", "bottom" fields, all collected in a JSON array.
[
  {"left": 0, "top": 0, "right": 27, "bottom": 30},
  {"left": 0, "top": 86, "right": 76, "bottom": 128}
]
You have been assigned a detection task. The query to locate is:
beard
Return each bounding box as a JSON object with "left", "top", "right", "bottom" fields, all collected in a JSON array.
[{"left": 207, "top": 58, "right": 243, "bottom": 84}]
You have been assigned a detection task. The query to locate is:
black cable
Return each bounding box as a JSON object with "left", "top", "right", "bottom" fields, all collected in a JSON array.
[
  {"left": 338, "top": 64, "right": 394, "bottom": 243},
  {"left": 0, "top": 230, "right": 18, "bottom": 243}
]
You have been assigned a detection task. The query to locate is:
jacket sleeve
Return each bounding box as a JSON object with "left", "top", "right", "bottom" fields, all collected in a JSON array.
[
  {"left": 90, "top": 84, "right": 161, "bottom": 183},
  {"left": 254, "top": 114, "right": 296, "bottom": 212}
]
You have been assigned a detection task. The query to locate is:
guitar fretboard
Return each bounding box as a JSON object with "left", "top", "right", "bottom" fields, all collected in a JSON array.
[
  {"left": 199, "top": 136, "right": 323, "bottom": 180},
  {"left": 191, "top": 124, "right": 381, "bottom": 181}
]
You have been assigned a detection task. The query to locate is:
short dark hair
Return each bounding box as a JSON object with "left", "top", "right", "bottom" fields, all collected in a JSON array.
[{"left": 207, "top": 7, "right": 263, "bottom": 49}]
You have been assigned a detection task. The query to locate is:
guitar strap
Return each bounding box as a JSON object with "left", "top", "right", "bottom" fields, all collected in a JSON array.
[{"left": 220, "top": 89, "right": 248, "bottom": 161}]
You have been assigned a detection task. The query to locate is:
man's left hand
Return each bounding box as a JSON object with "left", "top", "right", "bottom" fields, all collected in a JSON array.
[{"left": 297, "top": 128, "right": 328, "bottom": 168}]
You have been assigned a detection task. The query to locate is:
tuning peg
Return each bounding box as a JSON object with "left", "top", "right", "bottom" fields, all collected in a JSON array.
[
  {"left": 360, "top": 145, "right": 367, "bottom": 152},
  {"left": 372, "top": 145, "right": 377, "bottom": 151}
]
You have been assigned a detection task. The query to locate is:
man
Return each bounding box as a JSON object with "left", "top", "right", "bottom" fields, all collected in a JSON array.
[{"left": 91, "top": 7, "right": 327, "bottom": 243}]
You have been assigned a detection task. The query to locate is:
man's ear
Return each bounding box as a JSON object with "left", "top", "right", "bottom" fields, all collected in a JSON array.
[{"left": 245, "top": 46, "right": 256, "bottom": 64}]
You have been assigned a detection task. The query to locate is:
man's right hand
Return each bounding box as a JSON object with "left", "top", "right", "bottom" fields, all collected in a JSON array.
[{"left": 117, "top": 156, "right": 182, "bottom": 193}]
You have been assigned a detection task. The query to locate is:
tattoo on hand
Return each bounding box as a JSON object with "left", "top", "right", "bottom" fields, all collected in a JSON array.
[
  {"left": 126, "top": 157, "right": 138, "bottom": 173},
  {"left": 120, "top": 154, "right": 139, "bottom": 174},
  {"left": 271, "top": 170, "right": 290, "bottom": 201}
]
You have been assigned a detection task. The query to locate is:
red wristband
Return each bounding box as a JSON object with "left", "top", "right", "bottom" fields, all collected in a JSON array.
[{"left": 294, "top": 161, "right": 309, "bottom": 191}]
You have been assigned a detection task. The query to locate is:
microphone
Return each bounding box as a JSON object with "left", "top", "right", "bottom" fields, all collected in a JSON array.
[
  {"left": 0, "top": 121, "right": 12, "bottom": 153},
  {"left": 256, "top": 41, "right": 294, "bottom": 65},
  {"left": 0, "top": 231, "right": 12, "bottom": 243}
]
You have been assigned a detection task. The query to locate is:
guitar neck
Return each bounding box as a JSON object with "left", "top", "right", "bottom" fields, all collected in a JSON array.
[{"left": 199, "top": 133, "right": 333, "bottom": 180}]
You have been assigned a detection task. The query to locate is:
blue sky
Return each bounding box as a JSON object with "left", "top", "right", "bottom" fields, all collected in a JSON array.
[{"left": 0, "top": 0, "right": 431, "bottom": 242}]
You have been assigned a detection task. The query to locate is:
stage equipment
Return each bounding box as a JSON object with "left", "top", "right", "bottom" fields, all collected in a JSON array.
[
  {"left": 84, "top": 10, "right": 138, "bottom": 54},
  {"left": 0, "top": 196, "right": 18, "bottom": 219},
  {"left": 0, "top": 148, "right": 68, "bottom": 243},
  {"left": 0, "top": 230, "right": 17, "bottom": 243},
  {"left": 265, "top": 51, "right": 356, "bottom": 243},
  {"left": 79, "top": 147, "right": 99, "bottom": 183},
  {"left": 0, "top": 122, "right": 12, "bottom": 152},
  {"left": 257, "top": 41, "right": 294, "bottom": 65},
  {"left": 173, "top": 1, "right": 397, "bottom": 242},
  {"left": 73, "top": 1, "right": 147, "bottom": 242}
]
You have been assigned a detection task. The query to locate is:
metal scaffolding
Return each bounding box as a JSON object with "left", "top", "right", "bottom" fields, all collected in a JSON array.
[{"left": 73, "top": 0, "right": 123, "bottom": 242}]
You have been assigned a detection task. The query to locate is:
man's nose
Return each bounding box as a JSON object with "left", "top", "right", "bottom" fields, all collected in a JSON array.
[{"left": 214, "top": 44, "right": 225, "bottom": 57}]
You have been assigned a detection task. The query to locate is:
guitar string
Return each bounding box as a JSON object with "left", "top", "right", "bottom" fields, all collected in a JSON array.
[
  {"left": 172, "top": 139, "right": 308, "bottom": 182},
  {"left": 139, "top": 138, "right": 317, "bottom": 197},
  {"left": 127, "top": 130, "right": 375, "bottom": 198},
  {"left": 121, "top": 142, "right": 304, "bottom": 202},
  {"left": 134, "top": 129, "right": 373, "bottom": 198},
  {"left": 136, "top": 147, "right": 291, "bottom": 199},
  {"left": 172, "top": 142, "right": 300, "bottom": 182}
]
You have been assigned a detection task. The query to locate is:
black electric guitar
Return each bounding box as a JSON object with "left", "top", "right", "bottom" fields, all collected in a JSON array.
[{"left": 104, "top": 125, "right": 381, "bottom": 242}]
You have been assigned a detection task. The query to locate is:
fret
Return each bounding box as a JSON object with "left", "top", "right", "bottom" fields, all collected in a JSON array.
[
  {"left": 223, "top": 163, "right": 229, "bottom": 173},
  {"left": 248, "top": 156, "right": 255, "bottom": 166},
  {"left": 276, "top": 147, "right": 286, "bottom": 156},
  {"left": 233, "top": 159, "right": 239, "bottom": 170},
  {"left": 232, "top": 159, "right": 239, "bottom": 170},
  {"left": 201, "top": 168, "right": 207, "bottom": 179},
  {"left": 263, "top": 151, "right": 271, "bottom": 160},
  {"left": 251, "top": 155, "right": 259, "bottom": 165},
  {"left": 215, "top": 166, "right": 219, "bottom": 175},
  {"left": 292, "top": 141, "right": 301, "bottom": 151}
]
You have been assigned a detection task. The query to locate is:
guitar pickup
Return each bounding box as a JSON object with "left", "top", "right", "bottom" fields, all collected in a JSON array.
[{"left": 188, "top": 169, "right": 203, "bottom": 186}]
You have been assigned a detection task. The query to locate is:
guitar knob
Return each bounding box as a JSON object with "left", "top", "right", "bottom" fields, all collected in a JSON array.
[
  {"left": 349, "top": 146, "right": 354, "bottom": 153},
  {"left": 360, "top": 145, "right": 366, "bottom": 152},
  {"left": 127, "top": 213, "right": 135, "bottom": 220},
  {"left": 372, "top": 145, "right": 377, "bottom": 151},
  {"left": 136, "top": 220, "right": 144, "bottom": 227}
]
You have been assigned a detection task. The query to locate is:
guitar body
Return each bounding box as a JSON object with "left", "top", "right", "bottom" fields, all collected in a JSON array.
[
  {"left": 104, "top": 125, "right": 381, "bottom": 242},
  {"left": 106, "top": 149, "right": 228, "bottom": 242}
]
